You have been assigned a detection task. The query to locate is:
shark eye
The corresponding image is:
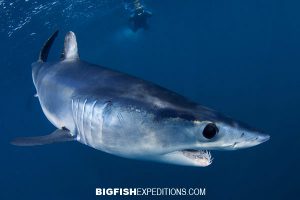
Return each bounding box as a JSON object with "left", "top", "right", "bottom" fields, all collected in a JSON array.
[{"left": 203, "top": 123, "right": 219, "bottom": 139}]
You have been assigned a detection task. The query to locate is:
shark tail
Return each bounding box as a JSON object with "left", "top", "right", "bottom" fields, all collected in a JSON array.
[
  {"left": 38, "top": 30, "right": 59, "bottom": 62},
  {"left": 38, "top": 30, "right": 80, "bottom": 62}
]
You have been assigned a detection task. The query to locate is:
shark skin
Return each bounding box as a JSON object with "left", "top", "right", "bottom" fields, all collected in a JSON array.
[{"left": 12, "top": 31, "right": 270, "bottom": 167}]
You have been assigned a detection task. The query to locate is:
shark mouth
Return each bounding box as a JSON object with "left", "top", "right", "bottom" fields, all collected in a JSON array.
[
  {"left": 162, "top": 149, "right": 213, "bottom": 167},
  {"left": 181, "top": 149, "right": 213, "bottom": 167}
]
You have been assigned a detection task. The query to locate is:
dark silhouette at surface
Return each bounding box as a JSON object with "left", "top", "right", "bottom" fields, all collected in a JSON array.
[
  {"left": 125, "top": 0, "right": 152, "bottom": 32},
  {"left": 129, "top": 7, "right": 152, "bottom": 31}
]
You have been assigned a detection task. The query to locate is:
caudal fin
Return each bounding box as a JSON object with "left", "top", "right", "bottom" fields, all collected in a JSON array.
[
  {"left": 11, "top": 129, "right": 75, "bottom": 147},
  {"left": 38, "top": 30, "right": 59, "bottom": 62}
]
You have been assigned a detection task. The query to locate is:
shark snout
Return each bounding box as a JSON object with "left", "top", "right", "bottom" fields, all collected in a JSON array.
[
  {"left": 248, "top": 132, "right": 270, "bottom": 144},
  {"left": 233, "top": 132, "right": 270, "bottom": 149},
  {"left": 256, "top": 134, "right": 270, "bottom": 143}
]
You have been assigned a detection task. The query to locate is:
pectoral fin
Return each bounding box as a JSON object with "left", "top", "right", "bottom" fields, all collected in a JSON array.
[{"left": 11, "top": 128, "right": 75, "bottom": 146}]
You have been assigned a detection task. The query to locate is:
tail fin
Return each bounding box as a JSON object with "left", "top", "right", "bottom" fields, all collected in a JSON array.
[
  {"left": 11, "top": 129, "right": 75, "bottom": 147},
  {"left": 38, "top": 30, "right": 59, "bottom": 62}
]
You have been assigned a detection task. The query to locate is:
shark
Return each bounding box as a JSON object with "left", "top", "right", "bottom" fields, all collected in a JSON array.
[{"left": 12, "top": 31, "right": 270, "bottom": 167}]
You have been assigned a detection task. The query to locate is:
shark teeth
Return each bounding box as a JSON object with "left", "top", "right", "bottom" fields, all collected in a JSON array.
[{"left": 182, "top": 150, "right": 213, "bottom": 167}]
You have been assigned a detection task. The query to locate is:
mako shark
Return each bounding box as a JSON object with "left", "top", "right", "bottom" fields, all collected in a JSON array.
[{"left": 12, "top": 31, "right": 270, "bottom": 167}]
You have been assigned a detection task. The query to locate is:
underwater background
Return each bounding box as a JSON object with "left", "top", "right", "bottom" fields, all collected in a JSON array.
[{"left": 0, "top": 0, "right": 299, "bottom": 199}]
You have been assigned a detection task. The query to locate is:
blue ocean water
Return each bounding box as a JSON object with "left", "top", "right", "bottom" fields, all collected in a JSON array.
[{"left": 0, "top": 0, "right": 299, "bottom": 199}]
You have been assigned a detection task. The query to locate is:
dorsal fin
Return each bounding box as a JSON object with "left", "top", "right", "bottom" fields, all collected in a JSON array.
[
  {"left": 61, "top": 31, "right": 79, "bottom": 61},
  {"left": 38, "top": 30, "right": 59, "bottom": 62}
]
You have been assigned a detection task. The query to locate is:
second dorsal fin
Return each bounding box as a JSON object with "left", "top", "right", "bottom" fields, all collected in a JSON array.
[{"left": 61, "top": 31, "right": 79, "bottom": 61}]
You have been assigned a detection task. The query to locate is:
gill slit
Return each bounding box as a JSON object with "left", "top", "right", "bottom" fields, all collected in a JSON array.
[
  {"left": 73, "top": 98, "right": 80, "bottom": 141},
  {"left": 81, "top": 98, "right": 88, "bottom": 144},
  {"left": 90, "top": 100, "right": 98, "bottom": 136}
]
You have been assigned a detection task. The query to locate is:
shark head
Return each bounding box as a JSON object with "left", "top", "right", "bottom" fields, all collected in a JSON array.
[
  {"left": 143, "top": 105, "right": 270, "bottom": 167},
  {"left": 100, "top": 98, "right": 270, "bottom": 167}
]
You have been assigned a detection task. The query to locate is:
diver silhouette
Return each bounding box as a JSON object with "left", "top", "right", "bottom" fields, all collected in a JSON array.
[{"left": 126, "top": 0, "right": 152, "bottom": 32}]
